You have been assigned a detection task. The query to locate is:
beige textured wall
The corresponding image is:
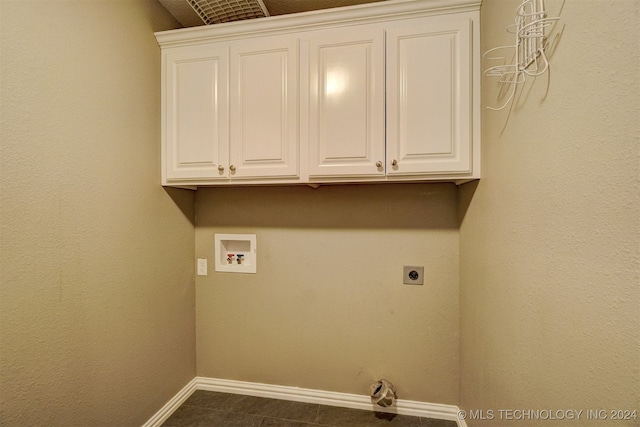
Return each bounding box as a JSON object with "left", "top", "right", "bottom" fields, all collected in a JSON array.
[
  {"left": 0, "top": 1, "right": 195, "bottom": 425},
  {"left": 460, "top": 0, "right": 639, "bottom": 425},
  {"left": 195, "top": 183, "right": 460, "bottom": 404}
]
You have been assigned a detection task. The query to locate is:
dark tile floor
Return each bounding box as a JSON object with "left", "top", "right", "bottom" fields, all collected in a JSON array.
[{"left": 162, "top": 390, "right": 458, "bottom": 427}]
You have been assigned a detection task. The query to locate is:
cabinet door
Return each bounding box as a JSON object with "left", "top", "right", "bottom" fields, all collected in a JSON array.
[
  {"left": 386, "top": 17, "right": 472, "bottom": 176},
  {"left": 229, "top": 36, "right": 299, "bottom": 179},
  {"left": 308, "top": 27, "right": 385, "bottom": 178},
  {"left": 163, "top": 45, "right": 229, "bottom": 182}
]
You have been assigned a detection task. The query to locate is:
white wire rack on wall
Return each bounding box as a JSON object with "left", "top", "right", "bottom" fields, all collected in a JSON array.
[{"left": 484, "top": 0, "right": 560, "bottom": 111}]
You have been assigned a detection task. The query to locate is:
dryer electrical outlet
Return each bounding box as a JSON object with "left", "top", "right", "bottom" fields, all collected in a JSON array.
[{"left": 403, "top": 266, "right": 424, "bottom": 285}]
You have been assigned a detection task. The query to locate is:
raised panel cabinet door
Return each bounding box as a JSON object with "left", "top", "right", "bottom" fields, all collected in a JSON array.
[
  {"left": 386, "top": 17, "right": 472, "bottom": 176},
  {"left": 308, "top": 27, "right": 385, "bottom": 178},
  {"left": 229, "top": 36, "right": 299, "bottom": 179},
  {"left": 163, "top": 45, "right": 229, "bottom": 182}
]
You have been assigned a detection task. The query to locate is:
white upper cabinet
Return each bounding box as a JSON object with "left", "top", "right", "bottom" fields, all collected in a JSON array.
[
  {"left": 163, "top": 44, "right": 229, "bottom": 182},
  {"left": 386, "top": 16, "right": 473, "bottom": 177},
  {"left": 156, "top": 0, "right": 480, "bottom": 187},
  {"left": 162, "top": 38, "right": 298, "bottom": 185},
  {"left": 229, "top": 36, "right": 299, "bottom": 180},
  {"left": 307, "top": 26, "right": 385, "bottom": 178}
]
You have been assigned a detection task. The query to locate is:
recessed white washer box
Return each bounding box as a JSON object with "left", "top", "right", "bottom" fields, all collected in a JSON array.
[{"left": 215, "top": 234, "right": 257, "bottom": 273}]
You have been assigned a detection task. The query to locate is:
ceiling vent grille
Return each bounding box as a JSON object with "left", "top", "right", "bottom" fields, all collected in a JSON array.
[{"left": 187, "top": 0, "right": 270, "bottom": 25}]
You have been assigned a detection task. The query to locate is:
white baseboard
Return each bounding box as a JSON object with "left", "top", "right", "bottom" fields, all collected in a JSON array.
[
  {"left": 142, "top": 377, "right": 198, "bottom": 427},
  {"left": 144, "top": 376, "right": 465, "bottom": 427}
]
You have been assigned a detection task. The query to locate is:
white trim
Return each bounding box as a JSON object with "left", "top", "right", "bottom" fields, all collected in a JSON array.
[
  {"left": 155, "top": 0, "right": 481, "bottom": 47},
  {"left": 144, "top": 376, "right": 465, "bottom": 426},
  {"left": 142, "top": 378, "right": 197, "bottom": 427}
]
